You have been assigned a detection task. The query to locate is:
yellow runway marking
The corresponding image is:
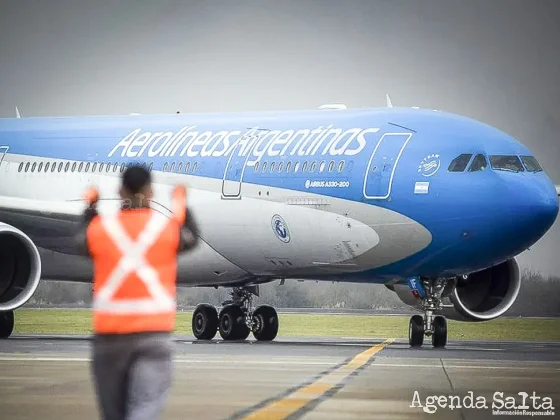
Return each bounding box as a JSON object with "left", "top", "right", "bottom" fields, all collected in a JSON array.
[{"left": 240, "top": 338, "right": 394, "bottom": 420}]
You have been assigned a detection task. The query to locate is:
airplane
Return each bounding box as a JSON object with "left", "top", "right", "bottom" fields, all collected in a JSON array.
[{"left": 0, "top": 100, "right": 558, "bottom": 348}]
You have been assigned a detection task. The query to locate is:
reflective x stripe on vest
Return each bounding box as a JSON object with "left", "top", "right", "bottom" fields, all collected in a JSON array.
[{"left": 93, "top": 211, "right": 176, "bottom": 315}]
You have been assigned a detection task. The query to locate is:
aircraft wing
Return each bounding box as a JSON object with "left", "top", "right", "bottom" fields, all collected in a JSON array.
[
  {"left": 0, "top": 195, "right": 175, "bottom": 226},
  {"left": 0, "top": 195, "right": 84, "bottom": 218}
]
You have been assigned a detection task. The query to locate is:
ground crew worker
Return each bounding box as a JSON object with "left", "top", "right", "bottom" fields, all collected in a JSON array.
[{"left": 75, "top": 164, "right": 200, "bottom": 420}]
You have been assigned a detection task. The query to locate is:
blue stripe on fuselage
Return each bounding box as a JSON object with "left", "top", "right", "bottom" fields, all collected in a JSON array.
[{"left": 1, "top": 109, "right": 408, "bottom": 203}]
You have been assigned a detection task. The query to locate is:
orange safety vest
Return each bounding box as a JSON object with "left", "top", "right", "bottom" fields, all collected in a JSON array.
[{"left": 86, "top": 186, "right": 187, "bottom": 335}]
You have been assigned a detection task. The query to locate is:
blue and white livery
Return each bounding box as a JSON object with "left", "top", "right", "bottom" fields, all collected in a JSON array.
[{"left": 0, "top": 101, "right": 558, "bottom": 346}]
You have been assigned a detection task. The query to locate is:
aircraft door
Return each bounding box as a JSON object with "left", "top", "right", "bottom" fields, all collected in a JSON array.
[
  {"left": 363, "top": 133, "right": 412, "bottom": 199},
  {"left": 221, "top": 129, "right": 265, "bottom": 198},
  {"left": 0, "top": 146, "right": 9, "bottom": 172}
]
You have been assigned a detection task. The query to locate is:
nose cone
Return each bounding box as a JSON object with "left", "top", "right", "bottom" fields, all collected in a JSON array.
[{"left": 505, "top": 177, "right": 559, "bottom": 250}]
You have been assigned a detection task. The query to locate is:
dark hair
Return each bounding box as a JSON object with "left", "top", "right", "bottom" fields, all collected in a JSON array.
[{"left": 122, "top": 164, "right": 151, "bottom": 195}]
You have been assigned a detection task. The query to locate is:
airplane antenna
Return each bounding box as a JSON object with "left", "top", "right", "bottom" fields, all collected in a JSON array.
[
  {"left": 15, "top": 106, "right": 21, "bottom": 118},
  {"left": 385, "top": 94, "right": 393, "bottom": 108}
]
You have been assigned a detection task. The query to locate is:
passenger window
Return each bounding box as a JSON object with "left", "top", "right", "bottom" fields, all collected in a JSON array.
[
  {"left": 185, "top": 162, "right": 190, "bottom": 172},
  {"left": 468, "top": 154, "right": 487, "bottom": 172},
  {"left": 92, "top": 163, "right": 97, "bottom": 172},
  {"left": 163, "top": 163, "right": 169, "bottom": 172},
  {"left": 84, "top": 163, "right": 90, "bottom": 172},
  {"left": 520, "top": 156, "right": 543, "bottom": 172},
  {"left": 65, "top": 162, "right": 70, "bottom": 172},
  {"left": 58, "top": 162, "right": 63, "bottom": 172},
  {"left": 270, "top": 162, "right": 275, "bottom": 172},
  {"left": 261, "top": 162, "right": 267, "bottom": 172},
  {"left": 448, "top": 154, "right": 473, "bottom": 172},
  {"left": 170, "top": 162, "right": 176, "bottom": 172},
  {"left": 302, "top": 161, "right": 308, "bottom": 172},
  {"left": 286, "top": 161, "right": 292, "bottom": 172},
  {"left": 45, "top": 162, "right": 50, "bottom": 172},
  {"left": 18, "top": 162, "right": 23, "bottom": 172},
  {"left": 148, "top": 162, "right": 153, "bottom": 172},
  {"left": 120, "top": 163, "right": 126, "bottom": 173},
  {"left": 319, "top": 161, "right": 326, "bottom": 172},
  {"left": 278, "top": 162, "right": 283, "bottom": 172},
  {"left": 294, "top": 161, "right": 300, "bottom": 172},
  {"left": 71, "top": 162, "right": 76, "bottom": 172},
  {"left": 177, "top": 162, "right": 183, "bottom": 172},
  {"left": 489, "top": 155, "right": 524, "bottom": 172},
  {"left": 338, "top": 161, "right": 345, "bottom": 172},
  {"left": 99, "top": 163, "right": 105, "bottom": 172},
  {"left": 193, "top": 162, "right": 198, "bottom": 172},
  {"left": 78, "top": 162, "right": 83, "bottom": 172},
  {"left": 254, "top": 162, "right": 259, "bottom": 172},
  {"left": 310, "top": 161, "right": 316, "bottom": 172},
  {"left": 31, "top": 162, "right": 36, "bottom": 172},
  {"left": 328, "top": 161, "right": 335, "bottom": 172}
]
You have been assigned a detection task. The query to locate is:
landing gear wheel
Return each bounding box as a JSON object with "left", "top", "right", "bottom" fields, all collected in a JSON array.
[
  {"left": 252, "top": 305, "right": 279, "bottom": 341},
  {"left": 192, "top": 304, "right": 218, "bottom": 340},
  {"left": 432, "top": 315, "right": 447, "bottom": 348},
  {"left": 219, "top": 304, "right": 249, "bottom": 341},
  {"left": 409, "top": 314, "right": 424, "bottom": 347},
  {"left": 0, "top": 310, "right": 14, "bottom": 339}
]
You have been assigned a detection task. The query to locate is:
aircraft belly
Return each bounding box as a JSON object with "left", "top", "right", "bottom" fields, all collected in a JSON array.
[{"left": 199, "top": 192, "right": 432, "bottom": 277}]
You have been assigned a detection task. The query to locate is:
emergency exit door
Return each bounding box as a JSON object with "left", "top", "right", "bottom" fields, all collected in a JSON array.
[{"left": 221, "top": 129, "right": 264, "bottom": 198}]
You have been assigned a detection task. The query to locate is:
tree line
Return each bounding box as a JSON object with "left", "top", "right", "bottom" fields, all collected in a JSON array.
[{"left": 22, "top": 269, "right": 560, "bottom": 317}]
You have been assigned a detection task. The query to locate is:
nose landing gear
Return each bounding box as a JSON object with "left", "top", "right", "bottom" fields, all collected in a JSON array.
[{"left": 408, "top": 278, "right": 449, "bottom": 348}]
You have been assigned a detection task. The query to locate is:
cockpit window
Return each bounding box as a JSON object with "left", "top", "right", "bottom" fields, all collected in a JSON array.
[
  {"left": 520, "top": 156, "right": 543, "bottom": 172},
  {"left": 489, "top": 155, "right": 524, "bottom": 172},
  {"left": 448, "top": 154, "right": 473, "bottom": 172},
  {"left": 468, "top": 154, "right": 487, "bottom": 172}
]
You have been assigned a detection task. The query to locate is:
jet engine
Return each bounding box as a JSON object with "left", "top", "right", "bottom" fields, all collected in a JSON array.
[
  {"left": 448, "top": 258, "right": 521, "bottom": 321},
  {"left": 0, "top": 222, "right": 42, "bottom": 311},
  {"left": 387, "top": 258, "right": 521, "bottom": 322}
]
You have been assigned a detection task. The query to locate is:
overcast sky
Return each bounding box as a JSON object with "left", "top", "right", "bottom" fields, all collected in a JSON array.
[{"left": 1, "top": 0, "right": 559, "bottom": 275}]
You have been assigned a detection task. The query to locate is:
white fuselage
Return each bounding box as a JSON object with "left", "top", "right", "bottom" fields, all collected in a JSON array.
[{"left": 0, "top": 152, "right": 431, "bottom": 287}]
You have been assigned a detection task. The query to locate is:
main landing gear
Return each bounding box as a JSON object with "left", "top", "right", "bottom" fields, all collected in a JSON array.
[
  {"left": 191, "top": 286, "right": 279, "bottom": 342},
  {"left": 0, "top": 310, "right": 15, "bottom": 339},
  {"left": 408, "top": 278, "right": 450, "bottom": 349}
]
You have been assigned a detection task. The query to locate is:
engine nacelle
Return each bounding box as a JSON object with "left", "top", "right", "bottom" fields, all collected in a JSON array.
[
  {"left": 386, "top": 258, "right": 521, "bottom": 322},
  {"left": 0, "top": 222, "right": 42, "bottom": 311},
  {"left": 449, "top": 258, "right": 521, "bottom": 321}
]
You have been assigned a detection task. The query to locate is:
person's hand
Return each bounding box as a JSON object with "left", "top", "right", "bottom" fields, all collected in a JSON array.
[
  {"left": 172, "top": 184, "right": 187, "bottom": 224},
  {"left": 83, "top": 186, "right": 99, "bottom": 207}
]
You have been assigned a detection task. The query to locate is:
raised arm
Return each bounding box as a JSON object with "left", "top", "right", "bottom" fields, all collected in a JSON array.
[
  {"left": 177, "top": 208, "right": 200, "bottom": 253},
  {"left": 74, "top": 188, "right": 99, "bottom": 257}
]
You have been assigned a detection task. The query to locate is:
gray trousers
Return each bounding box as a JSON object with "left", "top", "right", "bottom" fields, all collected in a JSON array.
[{"left": 91, "top": 332, "right": 173, "bottom": 420}]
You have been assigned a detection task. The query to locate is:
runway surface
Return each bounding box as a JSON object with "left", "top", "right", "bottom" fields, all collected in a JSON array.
[{"left": 1, "top": 335, "right": 559, "bottom": 419}]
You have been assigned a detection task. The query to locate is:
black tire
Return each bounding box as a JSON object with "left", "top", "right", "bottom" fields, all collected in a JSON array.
[
  {"left": 409, "top": 314, "right": 424, "bottom": 347},
  {"left": 432, "top": 315, "right": 447, "bottom": 348},
  {"left": 237, "top": 322, "right": 251, "bottom": 341},
  {"left": 252, "top": 305, "right": 279, "bottom": 341},
  {"left": 0, "top": 311, "right": 14, "bottom": 339},
  {"left": 219, "top": 304, "right": 248, "bottom": 341},
  {"left": 192, "top": 304, "right": 218, "bottom": 340}
]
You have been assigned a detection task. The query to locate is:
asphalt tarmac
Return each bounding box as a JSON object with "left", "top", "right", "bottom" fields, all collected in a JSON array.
[{"left": 0, "top": 335, "right": 559, "bottom": 419}]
